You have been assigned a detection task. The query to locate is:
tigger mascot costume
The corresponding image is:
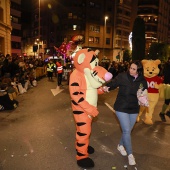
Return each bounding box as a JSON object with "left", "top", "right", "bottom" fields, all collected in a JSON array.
[{"left": 69, "top": 48, "right": 112, "bottom": 169}]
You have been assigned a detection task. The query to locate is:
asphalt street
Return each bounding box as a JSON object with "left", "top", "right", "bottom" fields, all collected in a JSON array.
[{"left": 0, "top": 77, "right": 170, "bottom": 170}]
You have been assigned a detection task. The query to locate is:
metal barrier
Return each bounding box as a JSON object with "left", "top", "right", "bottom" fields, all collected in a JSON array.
[{"left": 35, "top": 67, "right": 46, "bottom": 79}]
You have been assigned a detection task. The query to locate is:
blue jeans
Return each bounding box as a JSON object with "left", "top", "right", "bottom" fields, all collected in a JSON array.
[{"left": 115, "top": 111, "right": 138, "bottom": 155}]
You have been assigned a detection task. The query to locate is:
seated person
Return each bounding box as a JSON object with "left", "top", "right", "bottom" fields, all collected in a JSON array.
[{"left": 0, "top": 83, "right": 19, "bottom": 110}]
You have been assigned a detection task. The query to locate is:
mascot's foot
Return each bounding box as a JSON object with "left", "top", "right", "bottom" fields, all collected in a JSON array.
[
  {"left": 136, "top": 116, "right": 140, "bottom": 122},
  {"left": 77, "top": 157, "right": 94, "bottom": 169},
  {"left": 166, "top": 111, "right": 170, "bottom": 118},
  {"left": 159, "top": 113, "right": 166, "bottom": 122},
  {"left": 143, "top": 119, "right": 153, "bottom": 125},
  {"left": 88, "top": 146, "right": 95, "bottom": 154}
]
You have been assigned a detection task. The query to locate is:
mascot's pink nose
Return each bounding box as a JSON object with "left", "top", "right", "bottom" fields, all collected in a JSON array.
[{"left": 104, "top": 72, "right": 113, "bottom": 81}]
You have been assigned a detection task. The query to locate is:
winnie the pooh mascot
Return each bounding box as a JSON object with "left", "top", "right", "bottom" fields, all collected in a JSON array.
[{"left": 137, "top": 59, "right": 163, "bottom": 125}]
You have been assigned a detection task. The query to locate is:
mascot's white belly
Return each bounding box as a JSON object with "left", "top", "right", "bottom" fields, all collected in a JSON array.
[{"left": 85, "top": 75, "right": 98, "bottom": 107}]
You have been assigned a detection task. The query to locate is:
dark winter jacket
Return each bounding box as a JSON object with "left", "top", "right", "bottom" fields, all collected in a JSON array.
[
  {"left": 106, "top": 72, "right": 148, "bottom": 114},
  {"left": 163, "top": 62, "right": 170, "bottom": 84}
]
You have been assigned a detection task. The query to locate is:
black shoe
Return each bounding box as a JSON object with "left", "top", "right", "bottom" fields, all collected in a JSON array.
[
  {"left": 77, "top": 157, "right": 94, "bottom": 169},
  {"left": 166, "top": 111, "right": 170, "bottom": 118},
  {"left": 159, "top": 113, "right": 166, "bottom": 122},
  {"left": 88, "top": 146, "right": 95, "bottom": 154}
]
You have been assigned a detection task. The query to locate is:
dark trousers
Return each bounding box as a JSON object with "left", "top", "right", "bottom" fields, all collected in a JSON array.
[
  {"left": 47, "top": 72, "right": 53, "bottom": 79},
  {"left": 57, "top": 73, "right": 62, "bottom": 86},
  {"left": 165, "top": 99, "right": 170, "bottom": 105}
]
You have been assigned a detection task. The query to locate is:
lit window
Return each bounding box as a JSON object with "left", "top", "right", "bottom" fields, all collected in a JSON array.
[
  {"left": 68, "top": 13, "right": 73, "bottom": 19},
  {"left": 94, "top": 37, "right": 99, "bottom": 43},
  {"left": 73, "top": 25, "right": 77, "bottom": 30},
  {"left": 89, "top": 37, "right": 94, "bottom": 43},
  {"left": 89, "top": 25, "right": 94, "bottom": 31},
  {"left": 95, "top": 26, "right": 100, "bottom": 33}
]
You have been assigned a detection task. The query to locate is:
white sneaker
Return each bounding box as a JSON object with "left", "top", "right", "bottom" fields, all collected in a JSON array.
[
  {"left": 128, "top": 154, "right": 136, "bottom": 165},
  {"left": 117, "top": 144, "right": 127, "bottom": 156}
]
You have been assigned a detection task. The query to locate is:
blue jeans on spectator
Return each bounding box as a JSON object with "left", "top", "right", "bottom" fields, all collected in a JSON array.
[{"left": 115, "top": 111, "right": 138, "bottom": 155}]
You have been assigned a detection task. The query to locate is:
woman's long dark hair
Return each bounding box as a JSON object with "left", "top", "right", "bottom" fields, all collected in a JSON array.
[{"left": 130, "top": 60, "right": 143, "bottom": 76}]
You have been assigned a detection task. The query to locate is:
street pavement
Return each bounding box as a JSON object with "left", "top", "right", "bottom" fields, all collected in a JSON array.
[{"left": 0, "top": 77, "right": 170, "bottom": 170}]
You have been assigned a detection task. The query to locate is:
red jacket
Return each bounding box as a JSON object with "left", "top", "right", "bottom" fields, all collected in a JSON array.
[{"left": 56, "top": 62, "right": 63, "bottom": 74}]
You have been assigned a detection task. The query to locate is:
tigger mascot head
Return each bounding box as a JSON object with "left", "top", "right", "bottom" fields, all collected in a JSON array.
[
  {"left": 69, "top": 48, "right": 112, "bottom": 169},
  {"left": 72, "top": 48, "right": 112, "bottom": 89}
]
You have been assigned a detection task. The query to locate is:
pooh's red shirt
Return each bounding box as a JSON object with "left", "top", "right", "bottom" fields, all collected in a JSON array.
[{"left": 145, "top": 76, "right": 163, "bottom": 93}]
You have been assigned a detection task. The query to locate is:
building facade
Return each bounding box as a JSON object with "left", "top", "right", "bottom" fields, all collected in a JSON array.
[
  {"left": 23, "top": 0, "right": 170, "bottom": 61},
  {"left": 54, "top": 0, "right": 137, "bottom": 61},
  {"left": 0, "top": 0, "right": 12, "bottom": 55},
  {"left": 137, "top": 0, "right": 170, "bottom": 54},
  {"left": 10, "top": 0, "right": 22, "bottom": 57},
  {"left": 113, "top": 0, "right": 137, "bottom": 61},
  {"left": 28, "top": 0, "right": 136, "bottom": 61}
]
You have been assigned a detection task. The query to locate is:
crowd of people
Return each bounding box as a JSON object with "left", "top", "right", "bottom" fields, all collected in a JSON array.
[
  {"left": 0, "top": 53, "right": 169, "bottom": 112},
  {"left": 0, "top": 53, "right": 73, "bottom": 111},
  {"left": 0, "top": 54, "right": 44, "bottom": 111}
]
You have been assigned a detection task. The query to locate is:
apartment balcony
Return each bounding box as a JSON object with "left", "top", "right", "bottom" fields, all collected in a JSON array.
[
  {"left": 138, "top": 0, "right": 159, "bottom": 7},
  {"left": 137, "top": 8, "right": 158, "bottom": 16}
]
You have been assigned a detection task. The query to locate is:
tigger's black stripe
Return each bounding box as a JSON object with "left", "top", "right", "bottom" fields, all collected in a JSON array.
[
  {"left": 93, "top": 71, "right": 98, "bottom": 76},
  {"left": 73, "top": 111, "right": 84, "bottom": 114},
  {"left": 77, "top": 151, "right": 85, "bottom": 156},
  {"left": 78, "top": 97, "right": 84, "bottom": 103},
  {"left": 71, "top": 82, "right": 79, "bottom": 86},
  {"left": 77, "top": 142, "right": 85, "bottom": 147},
  {"left": 77, "top": 122, "right": 86, "bottom": 126},
  {"left": 77, "top": 132, "right": 87, "bottom": 136},
  {"left": 73, "top": 92, "right": 79, "bottom": 95},
  {"left": 80, "top": 92, "right": 84, "bottom": 94},
  {"left": 90, "top": 55, "right": 96, "bottom": 63},
  {"left": 71, "top": 100, "right": 78, "bottom": 105}
]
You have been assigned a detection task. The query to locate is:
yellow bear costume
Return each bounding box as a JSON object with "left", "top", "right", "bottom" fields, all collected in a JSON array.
[{"left": 137, "top": 59, "right": 163, "bottom": 125}]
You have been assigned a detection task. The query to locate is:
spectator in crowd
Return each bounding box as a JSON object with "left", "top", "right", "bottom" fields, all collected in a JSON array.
[
  {"left": 1, "top": 77, "right": 18, "bottom": 100},
  {"left": 1, "top": 54, "right": 19, "bottom": 78},
  {"left": 0, "top": 83, "right": 19, "bottom": 111},
  {"left": 108, "top": 62, "right": 116, "bottom": 79}
]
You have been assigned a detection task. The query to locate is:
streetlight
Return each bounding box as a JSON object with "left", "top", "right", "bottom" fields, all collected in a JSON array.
[
  {"left": 103, "top": 16, "right": 108, "bottom": 57},
  {"left": 37, "top": 0, "right": 44, "bottom": 59},
  {"left": 38, "top": 0, "right": 41, "bottom": 58}
]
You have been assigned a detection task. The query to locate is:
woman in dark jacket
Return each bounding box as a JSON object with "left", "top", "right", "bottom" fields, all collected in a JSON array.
[{"left": 103, "top": 60, "right": 147, "bottom": 166}]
